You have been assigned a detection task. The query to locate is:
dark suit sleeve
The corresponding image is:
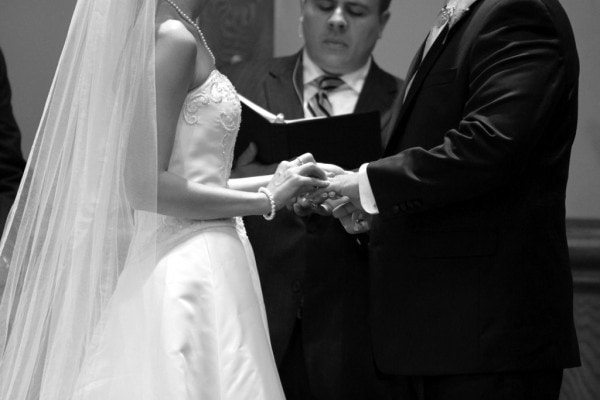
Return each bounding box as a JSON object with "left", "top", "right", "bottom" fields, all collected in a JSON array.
[
  {"left": 0, "top": 50, "right": 25, "bottom": 230},
  {"left": 367, "top": 0, "right": 577, "bottom": 216}
]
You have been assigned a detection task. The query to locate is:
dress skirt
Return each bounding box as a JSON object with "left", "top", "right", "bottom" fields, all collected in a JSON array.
[{"left": 73, "top": 217, "right": 285, "bottom": 400}]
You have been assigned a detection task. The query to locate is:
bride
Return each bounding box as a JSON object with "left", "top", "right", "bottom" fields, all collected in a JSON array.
[{"left": 0, "top": 0, "right": 328, "bottom": 398}]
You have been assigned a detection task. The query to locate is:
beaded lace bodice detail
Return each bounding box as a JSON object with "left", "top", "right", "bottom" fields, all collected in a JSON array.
[
  {"left": 168, "top": 69, "right": 241, "bottom": 187},
  {"left": 160, "top": 70, "right": 243, "bottom": 233}
]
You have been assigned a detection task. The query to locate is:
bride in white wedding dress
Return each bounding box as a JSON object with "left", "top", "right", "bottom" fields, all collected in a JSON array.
[{"left": 0, "top": 0, "right": 327, "bottom": 399}]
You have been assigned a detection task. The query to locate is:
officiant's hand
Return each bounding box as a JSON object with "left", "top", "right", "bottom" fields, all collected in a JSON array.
[{"left": 231, "top": 142, "right": 278, "bottom": 178}]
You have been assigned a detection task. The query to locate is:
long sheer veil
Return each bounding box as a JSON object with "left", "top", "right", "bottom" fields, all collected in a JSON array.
[{"left": 0, "top": 0, "right": 158, "bottom": 398}]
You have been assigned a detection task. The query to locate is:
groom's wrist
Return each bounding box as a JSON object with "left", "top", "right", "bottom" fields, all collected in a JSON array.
[{"left": 358, "top": 163, "right": 379, "bottom": 214}]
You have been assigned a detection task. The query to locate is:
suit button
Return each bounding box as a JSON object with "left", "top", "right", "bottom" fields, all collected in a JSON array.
[
  {"left": 291, "top": 280, "right": 302, "bottom": 293},
  {"left": 392, "top": 205, "right": 400, "bottom": 214},
  {"left": 399, "top": 203, "right": 408, "bottom": 212},
  {"left": 296, "top": 296, "right": 304, "bottom": 319}
]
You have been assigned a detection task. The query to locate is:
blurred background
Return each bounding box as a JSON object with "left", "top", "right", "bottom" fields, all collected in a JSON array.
[{"left": 0, "top": 0, "right": 598, "bottom": 398}]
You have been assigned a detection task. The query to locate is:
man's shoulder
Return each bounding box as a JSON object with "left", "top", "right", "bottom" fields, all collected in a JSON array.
[
  {"left": 364, "top": 61, "right": 403, "bottom": 105},
  {"left": 221, "top": 54, "right": 298, "bottom": 86},
  {"left": 370, "top": 61, "right": 404, "bottom": 90}
]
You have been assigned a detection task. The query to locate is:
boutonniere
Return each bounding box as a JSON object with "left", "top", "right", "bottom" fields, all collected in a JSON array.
[{"left": 441, "top": 1, "right": 472, "bottom": 28}]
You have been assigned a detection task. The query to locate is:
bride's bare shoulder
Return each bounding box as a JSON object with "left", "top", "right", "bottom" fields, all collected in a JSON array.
[
  {"left": 155, "top": 3, "right": 196, "bottom": 57},
  {"left": 155, "top": 24, "right": 196, "bottom": 81},
  {"left": 156, "top": 19, "right": 196, "bottom": 51}
]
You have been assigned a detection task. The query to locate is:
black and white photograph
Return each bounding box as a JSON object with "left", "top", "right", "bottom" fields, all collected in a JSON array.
[{"left": 0, "top": 1, "right": 598, "bottom": 399}]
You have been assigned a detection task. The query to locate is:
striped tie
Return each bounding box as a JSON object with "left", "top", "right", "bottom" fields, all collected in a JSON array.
[{"left": 307, "top": 75, "right": 345, "bottom": 117}]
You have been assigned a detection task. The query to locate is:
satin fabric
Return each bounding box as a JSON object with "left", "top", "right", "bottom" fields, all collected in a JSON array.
[{"left": 73, "top": 70, "right": 284, "bottom": 399}]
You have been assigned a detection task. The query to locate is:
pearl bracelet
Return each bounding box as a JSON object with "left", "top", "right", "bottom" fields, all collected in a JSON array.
[{"left": 258, "top": 187, "right": 276, "bottom": 221}]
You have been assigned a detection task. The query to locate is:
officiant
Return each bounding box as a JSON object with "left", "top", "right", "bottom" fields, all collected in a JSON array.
[{"left": 222, "top": 0, "right": 402, "bottom": 399}]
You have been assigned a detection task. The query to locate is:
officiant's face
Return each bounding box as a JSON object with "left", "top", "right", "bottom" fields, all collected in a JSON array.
[{"left": 300, "top": 0, "right": 390, "bottom": 75}]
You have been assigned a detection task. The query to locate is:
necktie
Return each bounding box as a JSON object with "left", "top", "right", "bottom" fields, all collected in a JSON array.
[{"left": 307, "top": 75, "right": 345, "bottom": 118}]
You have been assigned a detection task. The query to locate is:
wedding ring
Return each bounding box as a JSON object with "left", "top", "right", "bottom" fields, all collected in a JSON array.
[
  {"left": 297, "top": 193, "right": 311, "bottom": 207},
  {"left": 320, "top": 202, "right": 333, "bottom": 214},
  {"left": 296, "top": 156, "right": 304, "bottom": 166},
  {"left": 352, "top": 212, "right": 369, "bottom": 232},
  {"left": 353, "top": 212, "right": 365, "bottom": 224}
]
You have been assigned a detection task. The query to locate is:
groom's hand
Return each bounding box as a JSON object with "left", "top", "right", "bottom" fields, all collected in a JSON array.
[
  {"left": 316, "top": 162, "right": 346, "bottom": 178},
  {"left": 311, "top": 172, "right": 361, "bottom": 209},
  {"left": 290, "top": 193, "right": 340, "bottom": 217}
]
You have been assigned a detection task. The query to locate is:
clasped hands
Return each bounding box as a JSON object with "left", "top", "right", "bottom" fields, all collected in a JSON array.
[
  {"left": 291, "top": 162, "right": 371, "bottom": 234},
  {"left": 233, "top": 145, "right": 370, "bottom": 234},
  {"left": 274, "top": 155, "right": 370, "bottom": 234}
]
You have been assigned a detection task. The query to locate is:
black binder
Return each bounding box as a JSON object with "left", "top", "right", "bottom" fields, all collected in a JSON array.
[{"left": 234, "top": 96, "right": 382, "bottom": 170}]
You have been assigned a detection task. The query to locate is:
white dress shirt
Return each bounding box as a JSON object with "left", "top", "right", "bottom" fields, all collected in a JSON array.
[{"left": 302, "top": 50, "right": 371, "bottom": 119}]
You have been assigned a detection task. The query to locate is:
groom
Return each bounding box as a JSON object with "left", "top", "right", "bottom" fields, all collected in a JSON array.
[{"left": 324, "top": 0, "right": 581, "bottom": 398}]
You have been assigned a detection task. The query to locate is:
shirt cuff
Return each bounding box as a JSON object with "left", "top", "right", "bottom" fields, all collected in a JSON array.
[{"left": 358, "top": 163, "right": 379, "bottom": 214}]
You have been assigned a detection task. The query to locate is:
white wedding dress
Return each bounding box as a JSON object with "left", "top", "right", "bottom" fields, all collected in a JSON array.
[{"left": 72, "top": 70, "right": 285, "bottom": 399}]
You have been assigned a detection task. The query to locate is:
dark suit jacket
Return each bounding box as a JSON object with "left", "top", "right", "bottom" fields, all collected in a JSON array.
[
  {"left": 366, "top": 0, "right": 580, "bottom": 375},
  {"left": 223, "top": 53, "right": 401, "bottom": 398},
  {"left": 0, "top": 49, "right": 25, "bottom": 233}
]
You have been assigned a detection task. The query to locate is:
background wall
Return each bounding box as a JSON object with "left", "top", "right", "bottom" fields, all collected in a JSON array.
[{"left": 0, "top": 0, "right": 598, "bottom": 218}]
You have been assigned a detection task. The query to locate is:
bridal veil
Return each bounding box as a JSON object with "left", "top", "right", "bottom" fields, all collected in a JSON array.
[{"left": 0, "top": 0, "right": 159, "bottom": 398}]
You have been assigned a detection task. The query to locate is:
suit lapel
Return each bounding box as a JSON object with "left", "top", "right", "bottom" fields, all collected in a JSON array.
[
  {"left": 384, "top": 0, "right": 482, "bottom": 156},
  {"left": 263, "top": 53, "right": 305, "bottom": 120},
  {"left": 383, "top": 26, "right": 451, "bottom": 156},
  {"left": 402, "top": 24, "right": 450, "bottom": 113},
  {"left": 355, "top": 62, "right": 397, "bottom": 115},
  {"left": 399, "top": 41, "right": 426, "bottom": 103},
  {"left": 402, "top": 0, "right": 482, "bottom": 107},
  {"left": 390, "top": 0, "right": 484, "bottom": 134},
  {"left": 355, "top": 62, "right": 400, "bottom": 149}
]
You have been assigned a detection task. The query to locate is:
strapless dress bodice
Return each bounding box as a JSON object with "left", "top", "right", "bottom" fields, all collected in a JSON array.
[{"left": 167, "top": 69, "right": 241, "bottom": 187}]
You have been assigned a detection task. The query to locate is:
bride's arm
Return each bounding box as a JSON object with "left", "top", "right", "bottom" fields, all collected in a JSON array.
[
  {"left": 130, "top": 23, "right": 326, "bottom": 220},
  {"left": 156, "top": 173, "right": 272, "bottom": 219},
  {"left": 142, "top": 23, "right": 268, "bottom": 220},
  {"left": 228, "top": 175, "right": 271, "bottom": 192}
]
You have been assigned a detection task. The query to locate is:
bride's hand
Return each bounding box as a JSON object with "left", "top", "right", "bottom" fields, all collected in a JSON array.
[{"left": 266, "top": 153, "right": 329, "bottom": 210}]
